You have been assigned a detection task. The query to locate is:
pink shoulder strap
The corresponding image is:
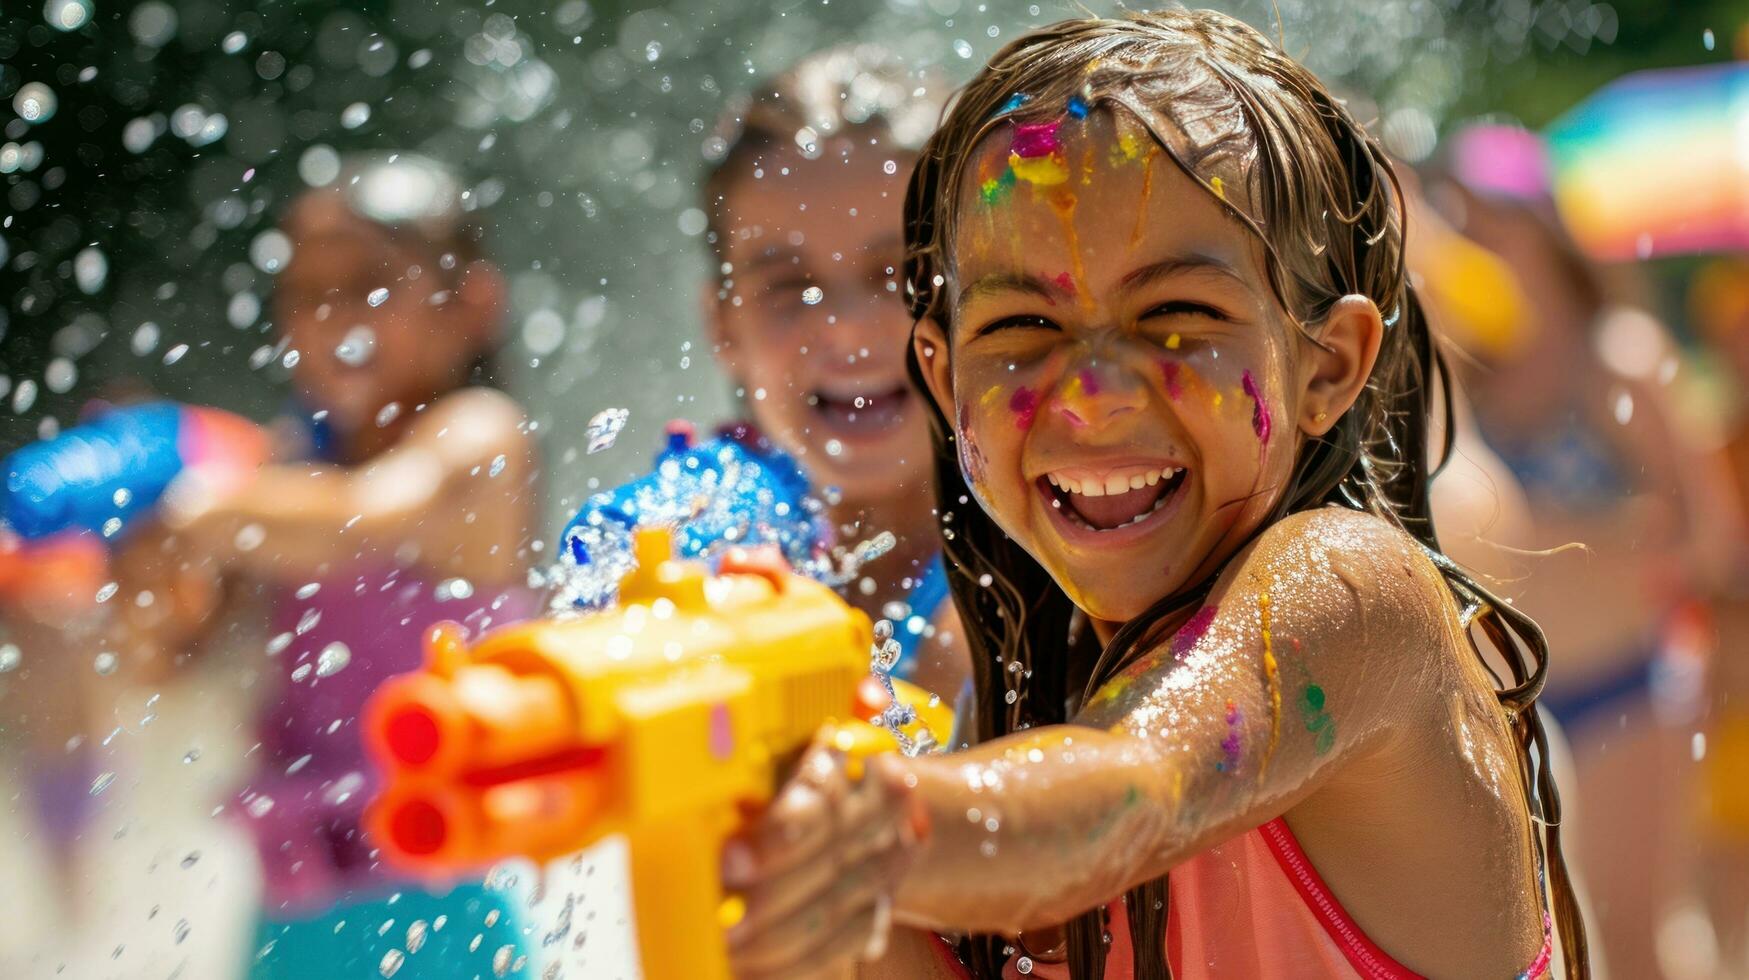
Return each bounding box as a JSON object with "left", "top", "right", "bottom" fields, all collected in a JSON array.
[{"left": 1256, "top": 817, "right": 1426, "bottom": 980}]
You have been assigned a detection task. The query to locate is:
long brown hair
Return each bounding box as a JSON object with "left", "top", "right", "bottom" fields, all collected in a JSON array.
[{"left": 901, "top": 10, "right": 1588, "bottom": 979}]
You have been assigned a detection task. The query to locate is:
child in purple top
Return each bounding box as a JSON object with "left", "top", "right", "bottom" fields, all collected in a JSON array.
[{"left": 111, "top": 153, "right": 539, "bottom": 978}]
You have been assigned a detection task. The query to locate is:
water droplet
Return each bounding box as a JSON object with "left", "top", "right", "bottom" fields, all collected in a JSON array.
[
  {"left": 291, "top": 664, "right": 313, "bottom": 682},
  {"left": 173, "top": 918, "right": 191, "bottom": 944},
  {"left": 801, "top": 285, "right": 824, "bottom": 306},
  {"left": 873, "top": 638, "right": 902, "bottom": 672},
  {"left": 316, "top": 642, "right": 351, "bottom": 677},
  {"left": 90, "top": 771, "right": 116, "bottom": 796},
  {"left": 1005, "top": 689, "right": 1019, "bottom": 705},
  {"left": 183, "top": 749, "right": 201, "bottom": 764},
  {"left": 1017, "top": 956, "right": 1035, "bottom": 974},
  {"left": 406, "top": 920, "right": 428, "bottom": 954},
  {"left": 45, "top": 0, "right": 92, "bottom": 32},
  {"left": 367, "top": 288, "right": 390, "bottom": 307},
  {"left": 283, "top": 349, "right": 302, "bottom": 369},
  {"left": 94, "top": 651, "right": 118, "bottom": 675},
  {"left": 96, "top": 582, "right": 118, "bottom": 602},
  {"left": 336, "top": 325, "right": 378, "bottom": 366},
  {"left": 379, "top": 949, "right": 404, "bottom": 977},
  {"left": 376, "top": 402, "right": 403, "bottom": 427},
  {"left": 102, "top": 517, "right": 122, "bottom": 537},
  {"left": 489, "top": 454, "right": 507, "bottom": 477},
  {"left": 437, "top": 578, "right": 474, "bottom": 601},
  {"left": 585, "top": 407, "right": 629, "bottom": 454},
  {"left": 180, "top": 851, "right": 200, "bottom": 868},
  {"left": 0, "top": 644, "right": 19, "bottom": 673},
  {"left": 493, "top": 946, "right": 515, "bottom": 976},
  {"left": 295, "top": 582, "right": 321, "bottom": 600},
  {"left": 825, "top": 439, "right": 843, "bottom": 457},
  {"left": 873, "top": 619, "right": 894, "bottom": 642},
  {"left": 342, "top": 102, "right": 372, "bottom": 130},
  {"left": 235, "top": 523, "right": 267, "bottom": 551},
  {"left": 246, "top": 795, "right": 275, "bottom": 818},
  {"left": 953, "top": 39, "right": 974, "bottom": 59}
]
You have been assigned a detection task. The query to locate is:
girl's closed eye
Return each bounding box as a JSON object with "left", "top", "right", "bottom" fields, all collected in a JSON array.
[
  {"left": 975, "top": 312, "right": 1061, "bottom": 337},
  {"left": 1140, "top": 298, "right": 1232, "bottom": 322}
]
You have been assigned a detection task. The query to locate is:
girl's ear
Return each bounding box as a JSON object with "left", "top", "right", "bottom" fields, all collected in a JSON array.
[
  {"left": 701, "top": 281, "right": 739, "bottom": 377},
  {"left": 1299, "top": 294, "right": 1383, "bottom": 437},
  {"left": 913, "top": 317, "right": 955, "bottom": 418}
]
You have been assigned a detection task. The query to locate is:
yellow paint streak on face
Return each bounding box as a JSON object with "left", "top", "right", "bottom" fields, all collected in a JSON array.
[
  {"left": 1210, "top": 175, "right": 1226, "bottom": 201},
  {"left": 1166, "top": 333, "right": 1182, "bottom": 350},
  {"left": 1130, "top": 144, "right": 1161, "bottom": 247},
  {"left": 1047, "top": 188, "right": 1096, "bottom": 313},
  {"left": 980, "top": 384, "right": 1004, "bottom": 409},
  {"left": 1009, "top": 152, "right": 1069, "bottom": 187},
  {"left": 1080, "top": 144, "right": 1096, "bottom": 186},
  {"left": 1089, "top": 671, "right": 1134, "bottom": 707},
  {"left": 1258, "top": 591, "right": 1282, "bottom": 777},
  {"left": 1112, "top": 130, "right": 1143, "bottom": 164}
]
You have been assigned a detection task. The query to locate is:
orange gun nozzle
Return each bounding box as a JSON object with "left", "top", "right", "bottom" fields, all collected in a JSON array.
[
  {"left": 372, "top": 770, "right": 610, "bottom": 867},
  {"left": 367, "top": 666, "right": 579, "bottom": 775}
]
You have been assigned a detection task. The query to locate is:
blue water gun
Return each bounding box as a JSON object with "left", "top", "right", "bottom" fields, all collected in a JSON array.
[
  {"left": 4, "top": 402, "right": 268, "bottom": 542},
  {"left": 549, "top": 421, "right": 829, "bottom": 609}
]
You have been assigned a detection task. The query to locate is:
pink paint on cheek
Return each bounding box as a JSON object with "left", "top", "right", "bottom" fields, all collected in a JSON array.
[
  {"left": 1052, "top": 271, "right": 1075, "bottom": 294},
  {"left": 1008, "top": 386, "right": 1039, "bottom": 431},
  {"left": 1159, "top": 361, "right": 1184, "bottom": 401},
  {"left": 1241, "top": 370, "right": 1272, "bottom": 443},
  {"left": 1076, "top": 369, "right": 1101, "bottom": 396}
]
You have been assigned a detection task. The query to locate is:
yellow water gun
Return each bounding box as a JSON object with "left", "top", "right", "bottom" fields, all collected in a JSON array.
[{"left": 364, "top": 526, "right": 949, "bottom": 980}]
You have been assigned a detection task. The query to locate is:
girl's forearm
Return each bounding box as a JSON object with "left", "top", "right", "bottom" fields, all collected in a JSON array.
[{"left": 892, "top": 727, "right": 1177, "bottom": 935}]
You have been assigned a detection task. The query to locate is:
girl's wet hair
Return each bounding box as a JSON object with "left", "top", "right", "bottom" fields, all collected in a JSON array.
[
  {"left": 901, "top": 10, "right": 1587, "bottom": 978},
  {"left": 700, "top": 44, "right": 948, "bottom": 248}
]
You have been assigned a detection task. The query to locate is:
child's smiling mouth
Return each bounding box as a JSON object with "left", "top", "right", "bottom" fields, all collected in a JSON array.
[{"left": 1037, "top": 462, "right": 1188, "bottom": 534}]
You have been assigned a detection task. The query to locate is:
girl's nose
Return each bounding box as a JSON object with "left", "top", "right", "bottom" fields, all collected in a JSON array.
[{"left": 1051, "top": 363, "right": 1147, "bottom": 429}]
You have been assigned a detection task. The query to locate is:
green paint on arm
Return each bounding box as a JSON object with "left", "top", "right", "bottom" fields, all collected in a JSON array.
[{"left": 1300, "top": 684, "right": 1336, "bottom": 755}]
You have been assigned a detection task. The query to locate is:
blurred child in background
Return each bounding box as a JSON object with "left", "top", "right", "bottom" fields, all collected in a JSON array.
[
  {"left": 702, "top": 47, "right": 969, "bottom": 702},
  {"left": 1438, "top": 123, "right": 1727, "bottom": 978},
  {"left": 111, "top": 153, "right": 541, "bottom": 979}
]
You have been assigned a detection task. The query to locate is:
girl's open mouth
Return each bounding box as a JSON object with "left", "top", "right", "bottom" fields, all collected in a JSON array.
[
  {"left": 1038, "top": 464, "right": 1188, "bottom": 532},
  {"left": 808, "top": 383, "right": 911, "bottom": 439}
]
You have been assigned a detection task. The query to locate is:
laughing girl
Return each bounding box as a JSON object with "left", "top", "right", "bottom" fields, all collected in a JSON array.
[{"left": 721, "top": 11, "right": 1587, "bottom": 979}]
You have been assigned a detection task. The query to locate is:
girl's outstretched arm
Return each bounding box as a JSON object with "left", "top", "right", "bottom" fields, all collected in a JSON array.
[
  {"left": 886, "top": 508, "right": 1447, "bottom": 934},
  {"left": 165, "top": 387, "right": 535, "bottom": 583},
  {"left": 725, "top": 508, "right": 1460, "bottom": 977}
]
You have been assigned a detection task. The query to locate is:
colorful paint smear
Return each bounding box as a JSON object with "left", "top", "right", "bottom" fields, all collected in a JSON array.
[
  {"left": 1210, "top": 175, "right": 1226, "bottom": 201},
  {"left": 981, "top": 167, "right": 1017, "bottom": 205},
  {"left": 1047, "top": 188, "right": 1093, "bottom": 310},
  {"left": 1111, "top": 130, "right": 1144, "bottom": 166},
  {"left": 1258, "top": 592, "right": 1282, "bottom": 775},
  {"left": 999, "top": 92, "right": 1031, "bottom": 115},
  {"left": 1008, "top": 386, "right": 1039, "bottom": 431},
  {"left": 1012, "top": 120, "right": 1064, "bottom": 159},
  {"left": 1165, "top": 333, "right": 1182, "bottom": 350},
  {"left": 1067, "top": 95, "right": 1090, "bottom": 120},
  {"left": 1131, "top": 143, "right": 1161, "bottom": 246},
  {"left": 1219, "top": 700, "right": 1243, "bottom": 773},
  {"left": 1302, "top": 684, "right": 1335, "bottom": 755},
  {"left": 1170, "top": 604, "right": 1218, "bottom": 660},
  {"left": 1052, "top": 271, "right": 1076, "bottom": 294},
  {"left": 1076, "top": 368, "right": 1102, "bottom": 396},
  {"left": 979, "top": 384, "right": 1004, "bottom": 409},
  {"left": 1241, "top": 370, "right": 1272, "bottom": 444},
  {"left": 1010, "top": 152, "right": 1069, "bottom": 187},
  {"left": 1159, "top": 360, "right": 1184, "bottom": 401}
]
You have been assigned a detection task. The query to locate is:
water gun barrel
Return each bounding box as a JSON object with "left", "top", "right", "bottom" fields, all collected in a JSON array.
[
  {"left": 3, "top": 402, "right": 267, "bottom": 541},
  {"left": 364, "top": 527, "right": 894, "bottom": 980}
]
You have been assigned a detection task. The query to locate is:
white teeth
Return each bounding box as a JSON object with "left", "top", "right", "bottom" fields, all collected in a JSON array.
[
  {"left": 1047, "top": 473, "right": 1061, "bottom": 488},
  {"left": 1080, "top": 478, "right": 1105, "bottom": 498},
  {"left": 1103, "top": 474, "right": 1128, "bottom": 495},
  {"left": 1145, "top": 470, "right": 1160, "bottom": 486},
  {"left": 1128, "top": 474, "right": 1147, "bottom": 491}
]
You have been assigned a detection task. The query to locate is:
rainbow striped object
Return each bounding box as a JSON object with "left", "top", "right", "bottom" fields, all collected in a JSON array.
[{"left": 1544, "top": 62, "right": 1749, "bottom": 261}]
